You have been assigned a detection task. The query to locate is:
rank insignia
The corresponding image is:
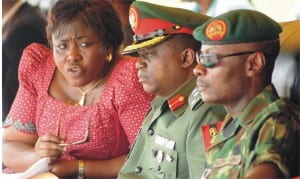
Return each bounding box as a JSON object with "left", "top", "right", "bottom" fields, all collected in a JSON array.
[
  {"left": 168, "top": 94, "right": 186, "bottom": 111},
  {"left": 201, "top": 121, "right": 223, "bottom": 151},
  {"left": 205, "top": 19, "right": 227, "bottom": 41}
]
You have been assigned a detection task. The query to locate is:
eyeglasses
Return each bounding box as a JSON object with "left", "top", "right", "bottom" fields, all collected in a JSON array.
[
  {"left": 195, "top": 51, "right": 256, "bottom": 68},
  {"left": 55, "top": 111, "right": 91, "bottom": 147}
]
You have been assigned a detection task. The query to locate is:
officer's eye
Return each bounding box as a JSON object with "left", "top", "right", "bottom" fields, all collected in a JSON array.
[{"left": 138, "top": 51, "right": 156, "bottom": 60}]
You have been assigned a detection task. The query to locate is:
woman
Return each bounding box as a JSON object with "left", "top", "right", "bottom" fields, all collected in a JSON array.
[{"left": 2, "top": 0, "right": 153, "bottom": 178}]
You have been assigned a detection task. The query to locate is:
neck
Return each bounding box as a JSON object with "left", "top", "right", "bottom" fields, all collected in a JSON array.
[{"left": 77, "top": 78, "right": 103, "bottom": 106}]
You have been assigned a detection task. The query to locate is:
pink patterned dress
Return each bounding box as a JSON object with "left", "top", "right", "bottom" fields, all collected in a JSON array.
[{"left": 3, "top": 43, "right": 154, "bottom": 160}]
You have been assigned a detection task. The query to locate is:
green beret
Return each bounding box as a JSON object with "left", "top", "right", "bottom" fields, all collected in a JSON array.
[
  {"left": 193, "top": 9, "right": 282, "bottom": 45},
  {"left": 122, "top": 1, "right": 210, "bottom": 54}
]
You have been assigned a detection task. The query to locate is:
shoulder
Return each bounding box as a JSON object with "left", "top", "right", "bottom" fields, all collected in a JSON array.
[
  {"left": 108, "top": 55, "right": 138, "bottom": 86},
  {"left": 112, "top": 55, "right": 137, "bottom": 74},
  {"left": 19, "top": 43, "right": 52, "bottom": 83}
]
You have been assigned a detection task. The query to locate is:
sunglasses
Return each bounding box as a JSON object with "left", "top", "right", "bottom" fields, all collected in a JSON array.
[
  {"left": 56, "top": 112, "right": 91, "bottom": 147},
  {"left": 195, "top": 51, "right": 255, "bottom": 68}
]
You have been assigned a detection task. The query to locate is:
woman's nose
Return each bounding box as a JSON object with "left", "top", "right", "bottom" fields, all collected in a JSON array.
[
  {"left": 193, "top": 63, "right": 207, "bottom": 77},
  {"left": 67, "top": 45, "right": 82, "bottom": 62}
]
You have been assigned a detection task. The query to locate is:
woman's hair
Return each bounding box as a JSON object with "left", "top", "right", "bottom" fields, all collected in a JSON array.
[{"left": 46, "top": 0, "right": 123, "bottom": 53}]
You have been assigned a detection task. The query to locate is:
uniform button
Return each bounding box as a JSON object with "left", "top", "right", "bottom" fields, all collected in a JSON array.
[
  {"left": 147, "top": 128, "right": 154, "bottom": 136},
  {"left": 157, "top": 166, "right": 161, "bottom": 171},
  {"left": 135, "top": 166, "right": 142, "bottom": 173}
]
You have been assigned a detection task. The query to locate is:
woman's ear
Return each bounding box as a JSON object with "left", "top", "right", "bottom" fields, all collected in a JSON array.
[
  {"left": 245, "top": 52, "right": 266, "bottom": 76},
  {"left": 181, "top": 48, "right": 195, "bottom": 68}
]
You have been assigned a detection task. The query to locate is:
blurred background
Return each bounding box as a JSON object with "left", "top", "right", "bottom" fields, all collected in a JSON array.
[
  {"left": 15, "top": 0, "right": 300, "bottom": 21},
  {"left": 2, "top": 0, "right": 300, "bottom": 121}
]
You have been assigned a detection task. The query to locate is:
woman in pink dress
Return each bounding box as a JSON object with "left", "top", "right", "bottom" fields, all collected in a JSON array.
[{"left": 2, "top": 0, "right": 153, "bottom": 178}]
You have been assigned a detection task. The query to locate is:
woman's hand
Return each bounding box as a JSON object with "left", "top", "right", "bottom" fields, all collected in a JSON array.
[
  {"left": 34, "top": 134, "right": 66, "bottom": 164},
  {"left": 50, "top": 160, "right": 77, "bottom": 178}
]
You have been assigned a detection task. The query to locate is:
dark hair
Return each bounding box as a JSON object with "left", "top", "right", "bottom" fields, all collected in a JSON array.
[
  {"left": 261, "top": 40, "right": 280, "bottom": 83},
  {"left": 46, "top": 0, "right": 123, "bottom": 54}
]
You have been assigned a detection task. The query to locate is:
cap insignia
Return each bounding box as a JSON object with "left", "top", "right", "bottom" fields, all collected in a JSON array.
[
  {"left": 129, "top": 6, "right": 139, "bottom": 32},
  {"left": 205, "top": 19, "right": 227, "bottom": 41}
]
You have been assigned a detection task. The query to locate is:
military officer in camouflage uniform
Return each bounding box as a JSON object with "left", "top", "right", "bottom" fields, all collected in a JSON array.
[
  {"left": 117, "top": 1, "right": 226, "bottom": 179},
  {"left": 193, "top": 9, "right": 300, "bottom": 178}
]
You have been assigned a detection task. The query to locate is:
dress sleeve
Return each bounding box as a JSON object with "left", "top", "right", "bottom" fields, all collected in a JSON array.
[
  {"left": 111, "top": 56, "right": 154, "bottom": 145},
  {"left": 3, "top": 43, "right": 50, "bottom": 134},
  {"left": 245, "top": 113, "right": 299, "bottom": 178}
]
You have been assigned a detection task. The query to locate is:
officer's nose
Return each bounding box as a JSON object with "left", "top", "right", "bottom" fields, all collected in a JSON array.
[
  {"left": 193, "top": 63, "right": 207, "bottom": 77},
  {"left": 135, "top": 57, "right": 146, "bottom": 69}
]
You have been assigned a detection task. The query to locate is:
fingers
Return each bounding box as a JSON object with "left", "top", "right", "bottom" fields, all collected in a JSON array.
[{"left": 35, "top": 135, "right": 66, "bottom": 162}]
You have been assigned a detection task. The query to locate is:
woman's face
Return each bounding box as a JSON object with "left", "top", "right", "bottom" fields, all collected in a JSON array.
[{"left": 52, "top": 18, "right": 108, "bottom": 87}]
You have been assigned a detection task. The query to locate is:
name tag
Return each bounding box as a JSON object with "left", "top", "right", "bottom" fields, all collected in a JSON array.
[
  {"left": 155, "top": 134, "right": 176, "bottom": 150},
  {"left": 212, "top": 154, "right": 241, "bottom": 168}
]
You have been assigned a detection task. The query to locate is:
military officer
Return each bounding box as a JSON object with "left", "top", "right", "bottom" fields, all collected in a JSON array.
[
  {"left": 118, "top": 1, "right": 226, "bottom": 179},
  {"left": 193, "top": 10, "right": 300, "bottom": 178}
]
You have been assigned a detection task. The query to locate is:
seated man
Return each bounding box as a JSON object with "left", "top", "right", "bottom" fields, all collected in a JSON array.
[
  {"left": 193, "top": 9, "right": 300, "bottom": 178},
  {"left": 118, "top": 1, "right": 226, "bottom": 178}
]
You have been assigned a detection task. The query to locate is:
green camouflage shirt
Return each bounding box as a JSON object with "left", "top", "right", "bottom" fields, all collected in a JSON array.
[
  {"left": 118, "top": 78, "right": 226, "bottom": 179},
  {"left": 201, "top": 85, "right": 300, "bottom": 179}
]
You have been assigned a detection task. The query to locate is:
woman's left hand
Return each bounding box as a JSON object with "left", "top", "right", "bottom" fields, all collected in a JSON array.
[{"left": 50, "top": 160, "right": 77, "bottom": 178}]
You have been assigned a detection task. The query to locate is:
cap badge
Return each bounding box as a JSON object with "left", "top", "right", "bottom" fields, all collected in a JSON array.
[
  {"left": 129, "top": 6, "right": 139, "bottom": 32},
  {"left": 205, "top": 19, "right": 227, "bottom": 41}
]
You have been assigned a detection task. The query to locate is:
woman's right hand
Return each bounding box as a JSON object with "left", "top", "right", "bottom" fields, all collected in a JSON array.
[{"left": 34, "top": 134, "right": 66, "bottom": 164}]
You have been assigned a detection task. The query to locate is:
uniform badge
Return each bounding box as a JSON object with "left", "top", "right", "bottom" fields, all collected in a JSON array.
[
  {"left": 168, "top": 94, "right": 186, "bottom": 111},
  {"left": 205, "top": 19, "right": 227, "bottom": 41},
  {"left": 129, "top": 6, "right": 139, "bottom": 32},
  {"left": 201, "top": 121, "right": 223, "bottom": 151},
  {"left": 212, "top": 154, "right": 241, "bottom": 168},
  {"left": 155, "top": 134, "right": 176, "bottom": 150}
]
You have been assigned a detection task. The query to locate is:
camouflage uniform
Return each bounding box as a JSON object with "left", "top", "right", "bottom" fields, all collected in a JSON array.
[
  {"left": 200, "top": 85, "right": 300, "bottom": 179},
  {"left": 118, "top": 78, "right": 226, "bottom": 179}
]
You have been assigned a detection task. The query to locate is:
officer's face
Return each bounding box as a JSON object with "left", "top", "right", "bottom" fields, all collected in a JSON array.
[
  {"left": 135, "top": 40, "right": 188, "bottom": 97},
  {"left": 193, "top": 44, "right": 252, "bottom": 105}
]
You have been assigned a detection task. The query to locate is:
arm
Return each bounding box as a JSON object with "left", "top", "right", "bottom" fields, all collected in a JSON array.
[
  {"left": 2, "top": 43, "right": 64, "bottom": 172},
  {"left": 3, "top": 126, "right": 64, "bottom": 172},
  {"left": 50, "top": 155, "right": 127, "bottom": 178},
  {"left": 245, "top": 163, "right": 284, "bottom": 179}
]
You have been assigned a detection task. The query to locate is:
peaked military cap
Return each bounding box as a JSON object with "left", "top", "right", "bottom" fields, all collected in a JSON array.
[
  {"left": 122, "top": 1, "right": 210, "bottom": 54},
  {"left": 193, "top": 9, "right": 282, "bottom": 45}
]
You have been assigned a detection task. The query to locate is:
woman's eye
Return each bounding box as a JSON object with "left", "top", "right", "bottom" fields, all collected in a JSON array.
[
  {"left": 80, "top": 42, "right": 89, "bottom": 47},
  {"left": 57, "top": 44, "right": 67, "bottom": 50}
]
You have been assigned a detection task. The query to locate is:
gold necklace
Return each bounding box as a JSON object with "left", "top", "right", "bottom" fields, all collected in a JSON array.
[{"left": 77, "top": 79, "right": 102, "bottom": 106}]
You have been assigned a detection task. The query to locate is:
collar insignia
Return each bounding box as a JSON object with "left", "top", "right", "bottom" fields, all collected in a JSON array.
[
  {"left": 201, "top": 121, "right": 223, "bottom": 151},
  {"left": 168, "top": 94, "right": 186, "bottom": 111}
]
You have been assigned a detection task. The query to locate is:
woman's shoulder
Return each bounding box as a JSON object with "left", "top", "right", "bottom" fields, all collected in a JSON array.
[
  {"left": 111, "top": 55, "right": 138, "bottom": 76},
  {"left": 19, "top": 43, "right": 52, "bottom": 69},
  {"left": 104, "top": 55, "right": 139, "bottom": 90},
  {"left": 18, "top": 43, "right": 53, "bottom": 85}
]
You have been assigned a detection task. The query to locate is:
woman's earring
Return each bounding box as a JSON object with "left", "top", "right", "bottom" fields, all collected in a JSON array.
[{"left": 106, "top": 54, "right": 112, "bottom": 62}]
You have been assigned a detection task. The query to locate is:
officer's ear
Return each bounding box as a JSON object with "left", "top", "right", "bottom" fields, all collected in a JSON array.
[
  {"left": 181, "top": 48, "right": 195, "bottom": 68},
  {"left": 245, "top": 52, "right": 266, "bottom": 77}
]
